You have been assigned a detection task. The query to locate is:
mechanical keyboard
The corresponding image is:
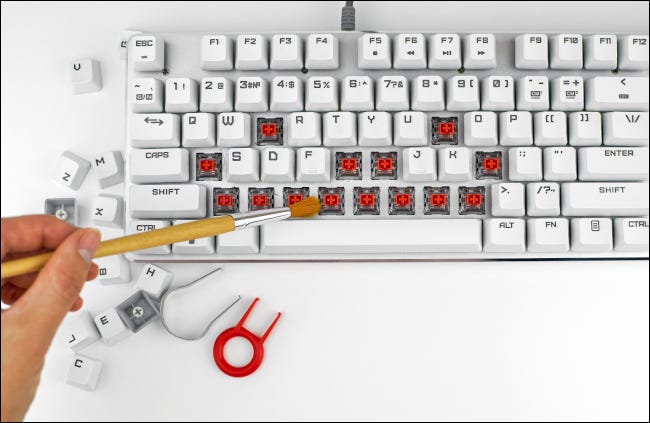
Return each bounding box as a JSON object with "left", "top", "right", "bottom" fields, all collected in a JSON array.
[{"left": 124, "top": 31, "right": 649, "bottom": 261}]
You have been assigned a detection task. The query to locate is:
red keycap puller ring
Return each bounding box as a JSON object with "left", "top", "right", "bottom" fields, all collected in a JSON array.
[{"left": 213, "top": 298, "right": 281, "bottom": 377}]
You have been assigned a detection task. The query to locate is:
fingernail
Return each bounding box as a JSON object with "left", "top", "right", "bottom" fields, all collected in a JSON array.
[{"left": 78, "top": 229, "right": 101, "bottom": 263}]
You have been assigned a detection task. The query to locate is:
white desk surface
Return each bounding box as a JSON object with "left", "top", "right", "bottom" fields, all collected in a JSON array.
[{"left": 1, "top": 1, "right": 648, "bottom": 421}]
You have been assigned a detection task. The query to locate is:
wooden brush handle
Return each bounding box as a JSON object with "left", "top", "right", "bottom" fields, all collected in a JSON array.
[{"left": 0, "top": 215, "right": 235, "bottom": 279}]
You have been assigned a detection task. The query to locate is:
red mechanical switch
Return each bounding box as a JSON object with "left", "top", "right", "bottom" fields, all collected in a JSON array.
[
  {"left": 213, "top": 187, "right": 239, "bottom": 215},
  {"left": 431, "top": 116, "right": 459, "bottom": 144},
  {"left": 318, "top": 187, "right": 345, "bottom": 215},
  {"left": 336, "top": 152, "right": 362, "bottom": 180},
  {"left": 423, "top": 186, "right": 450, "bottom": 215},
  {"left": 438, "top": 122, "right": 455, "bottom": 136},
  {"left": 371, "top": 152, "right": 398, "bottom": 180},
  {"left": 388, "top": 186, "right": 415, "bottom": 215},
  {"left": 248, "top": 187, "right": 274, "bottom": 211},
  {"left": 200, "top": 159, "right": 216, "bottom": 172},
  {"left": 196, "top": 152, "right": 222, "bottom": 181},
  {"left": 394, "top": 193, "right": 411, "bottom": 207},
  {"left": 459, "top": 186, "right": 485, "bottom": 215},
  {"left": 475, "top": 151, "right": 502, "bottom": 179},
  {"left": 283, "top": 187, "right": 309, "bottom": 207},
  {"left": 353, "top": 187, "right": 380, "bottom": 215}
]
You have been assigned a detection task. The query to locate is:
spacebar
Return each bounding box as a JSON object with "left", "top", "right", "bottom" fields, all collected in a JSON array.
[{"left": 261, "top": 219, "right": 483, "bottom": 254}]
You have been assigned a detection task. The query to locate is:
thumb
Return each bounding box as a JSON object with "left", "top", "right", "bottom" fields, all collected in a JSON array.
[{"left": 13, "top": 228, "right": 101, "bottom": 345}]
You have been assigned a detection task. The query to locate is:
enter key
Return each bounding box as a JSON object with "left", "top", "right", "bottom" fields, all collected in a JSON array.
[{"left": 578, "top": 147, "right": 649, "bottom": 181}]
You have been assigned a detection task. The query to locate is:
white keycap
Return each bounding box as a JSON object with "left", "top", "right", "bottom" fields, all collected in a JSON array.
[
  {"left": 578, "top": 147, "right": 648, "bottom": 181},
  {"left": 491, "top": 183, "right": 525, "bottom": 216},
  {"left": 571, "top": 218, "right": 613, "bottom": 252},
  {"left": 342, "top": 76, "right": 374, "bottom": 111},
  {"left": 52, "top": 150, "right": 90, "bottom": 190},
  {"left": 394, "top": 33, "right": 426, "bottom": 69},
  {"left": 358, "top": 34, "right": 391, "bottom": 69},
  {"left": 64, "top": 311, "right": 100, "bottom": 351},
  {"left": 534, "top": 111, "right": 567, "bottom": 146},
  {"left": 428, "top": 34, "right": 461, "bottom": 69},
  {"left": 569, "top": 112, "right": 602, "bottom": 146},
  {"left": 481, "top": 76, "right": 514, "bottom": 111},
  {"left": 182, "top": 113, "right": 216, "bottom": 147},
  {"left": 394, "top": 112, "right": 427, "bottom": 146},
  {"left": 66, "top": 354, "right": 103, "bottom": 391},
  {"left": 131, "top": 35, "right": 164, "bottom": 71},
  {"left": 376, "top": 76, "right": 409, "bottom": 111},
  {"left": 92, "top": 151, "right": 124, "bottom": 189},
  {"left": 172, "top": 220, "right": 216, "bottom": 255},
  {"left": 614, "top": 217, "right": 649, "bottom": 251},
  {"left": 226, "top": 148, "right": 259, "bottom": 182},
  {"left": 217, "top": 113, "right": 250, "bottom": 146},
  {"left": 463, "top": 34, "right": 496, "bottom": 69},
  {"left": 217, "top": 228, "right": 260, "bottom": 254},
  {"left": 411, "top": 76, "right": 444, "bottom": 111},
  {"left": 118, "top": 29, "right": 141, "bottom": 60},
  {"left": 306, "top": 34, "right": 338, "bottom": 69},
  {"left": 586, "top": 77, "right": 649, "bottom": 111},
  {"left": 306, "top": 77, "right": 338, "bottom": 111},
  {"left": 270, "top": 76, "right": 303, "bottom": 111},
  {"left": 271, "top": 34, "right": 303, "bottom": 69},
  {"left": 128, "top": 220, "right": 171, "bottom": 254},
  {"left": 561, "top": 182, "right": 649, "bottom": 216},
  {"left": 135, "top": 264, "right": 173, "bottom": 299},
  {"left": 261, "top": 148, "right": 294, "bottom": 182},
  {"left": 464, "top": 111, "right": 498, "bottom": 146},
  {"left": 262, "top": 220, "right": 482, "bottom": 253},
  {"left": 517, "top": 76, "right": 549, "bottom": 111},
  {"left": 543, "top": 147, "right": 577, "bottom": 181},
  {"left": 129, "top": 148, "right": 189, "bottom": 183},
  {"left": 550, "top": 34, "right": 583, "bottom": 69},
  {"left": 509, "top": 147, "right": 542, "bottom": 181},
  {"left": 551, "top": 76, "right": 584, "bottom": 111},
  {"left": 528, "top": 218, "right": 570, "bottom": 252},
  {"left": 527, "top": 183, "right": 561, "bottom": 216},
  {"left": 287, "top": 112, "right": 321, "bottom": 146},
  {"left": 201, "top": 35, "right": 233, "bottom": 70},
  {"left": 438, "top": 147, "right": 471, "bottom": 181},
  {"left": 515, "top": 34, "right": 548, "bottom": 69},
  {"left": 358, "top": 112, "right": 392, "bottom": 146},
  {"left": 500, "top": 112, "right": 533, "bottom": 146},
  {"left": 96, "top": 255, "right": 130, "bottom": 284},
  {"left": 402, "top": 147, "right": 436, "bottom": 181},
  {"left": 296, "top": 148, "right": 330, "bottom": 182},
  {"left": 483, "top": 219, "right": 526, "bottom": 253},
  {"left": 94, "top": 308, "right": 130, "bottom": 345},
  {"left": 165, "top": 78, "right": 198, "bottom": 113},
  {"left": 585, "top": 35, "right": 617, "bottom": 70},
  {"left": 323, "top": 112, "right": 356, "bottom": 146},
  {"left": 235, "top": 77, "right": 268, "bottom": 111},
  {"left": 129, "top": 184, "right": 206, "bottom": 218},
  {"left": 130, "top": 78, "right": 163, "bottom": 113},
  {"left": 130, "top": 113, "right": 180, "bottom": 148},
  {"left": 70, "top": 58, "right": 102, "bottom": 94},
  {"left": 92, "top": 194, "right": 123, "bottom": 228},
  {"left": 235, "top": 35, "right": 268, "bottom": 70},
  {"left": 618, "top": 35, "right": 649, "bottom": 70},
  {"left": 447, "top": 76, "right": 479, "bottom": 111},
  {"left": 603, "top": 112, "right": 649, "bottom": 146},
  {"left": 200, "top": 77, "right": 233, "bottom": 112}
]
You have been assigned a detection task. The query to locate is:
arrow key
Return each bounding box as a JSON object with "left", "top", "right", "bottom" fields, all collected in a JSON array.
[{"left": 130, "top": 113, "right": 181, "bottom": 148}]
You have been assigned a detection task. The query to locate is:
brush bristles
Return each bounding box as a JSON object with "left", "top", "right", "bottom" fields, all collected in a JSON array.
[{"left": 288, "top": 196, "right": 321, "bottom": 218}]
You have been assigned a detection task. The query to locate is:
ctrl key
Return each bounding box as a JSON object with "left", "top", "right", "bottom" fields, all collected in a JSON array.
[
  {"left": 128, "top": 220, "right": 171, "bottom": 254},
  {"left": 66, "top": 354, "right": 103, "bottom": 391},
  {"left": 615, "top": 217, "right": 649, "bottom": 252}
]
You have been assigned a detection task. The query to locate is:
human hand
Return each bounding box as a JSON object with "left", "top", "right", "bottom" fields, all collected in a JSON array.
[{"left": 1, "top": 215, "right": 100, "bottom": 422}]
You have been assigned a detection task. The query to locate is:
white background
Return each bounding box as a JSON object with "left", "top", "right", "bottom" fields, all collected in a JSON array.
[{"left": 1, "top": 1, "right": 649, "bottom": 421}]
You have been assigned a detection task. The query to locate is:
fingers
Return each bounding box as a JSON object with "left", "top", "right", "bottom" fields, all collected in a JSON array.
[
  {"left": 12, "top": 229, "right": 100, "bottom": 352},
  {"left": 1, "top": 215, "right": 76, "bottom": 260},
  {"left": 1, "top": 283, "right": 26, "bottom": 305}
]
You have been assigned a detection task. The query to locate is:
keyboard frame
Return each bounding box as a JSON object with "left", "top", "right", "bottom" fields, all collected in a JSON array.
[{"left": 125, "top": 31, "right": 649, "bottom": 262}]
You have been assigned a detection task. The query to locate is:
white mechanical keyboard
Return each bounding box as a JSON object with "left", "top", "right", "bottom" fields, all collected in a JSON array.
[{"left": 124, "top": 31, "right": 649, "bottom": 261}]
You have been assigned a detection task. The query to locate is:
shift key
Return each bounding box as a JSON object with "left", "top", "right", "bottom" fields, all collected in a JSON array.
[
  {"left": 561, "top": 182, "right": 649, "bottom": 216},
  {"left": 129, "top": 184, "right": 206, "bottom": 218}
]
